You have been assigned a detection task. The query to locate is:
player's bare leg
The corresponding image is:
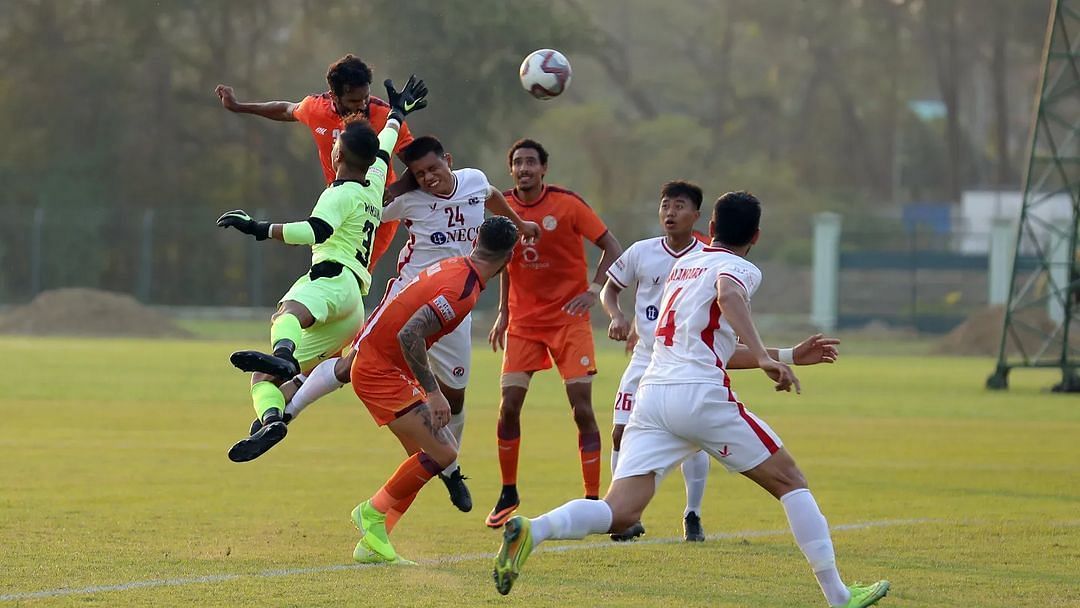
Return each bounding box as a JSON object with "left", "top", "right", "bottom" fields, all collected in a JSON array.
[
  {"left": 437, "top": 381, "right": 472, "bottom": 512},
  {"left": 353, "top": 404, "right": 457, "bottom": 564},
  {"left": 742, "top": 448, "right": 889, "bottom": 607},
  {"left": 493, "top": 473, "right": 655, "bottom": 595},
  {"left": 565, "top": 379, "right": 602, "bottom": 499},
  {"left": 488, "top": 376, "right": 530, "bottom": 527},
  {"left": 607, "top": 422, "right": 645, "bottom": 541}
]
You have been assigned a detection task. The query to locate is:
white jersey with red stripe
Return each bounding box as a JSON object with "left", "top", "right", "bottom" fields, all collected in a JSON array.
[
  {"left": 640, "top": 246, "right": 762, "bottom": 388},
  {"left": 381, "top": 168, "right": 490, "bottom": 281},
  {"left": 606, "top": 236, "right": 703, "bottom": 355}
]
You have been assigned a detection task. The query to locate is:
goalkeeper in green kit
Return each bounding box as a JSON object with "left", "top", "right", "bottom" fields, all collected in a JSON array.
[{"left": 216, "top": 76, "right": 428, "bottom": 463}]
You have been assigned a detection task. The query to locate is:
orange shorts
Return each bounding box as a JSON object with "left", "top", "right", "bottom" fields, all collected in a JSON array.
[
  {"left": 350, "top": 358, "right": 427, "bottom": 426},
  {"left": 502, "top": 321, "right": 597, "bottom": 380}
]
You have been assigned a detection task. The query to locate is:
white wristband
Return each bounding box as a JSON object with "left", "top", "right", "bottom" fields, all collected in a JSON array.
[
  {"left": 587, "top": 282, "right": 603, "bottom": 295},
  {"left": 778, "top": 348, "right": 794, "bottom": 365}
]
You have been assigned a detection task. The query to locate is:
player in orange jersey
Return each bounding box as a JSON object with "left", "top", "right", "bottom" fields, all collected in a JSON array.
[
  {"left": 215, "top": 54, "right": 412, "bottom": 269},
  {"left": 347, "top": 217, "right": 520, "bottom": 564},
  {"left": 485, "top": 139, "right": 624, "bottom": 528}
]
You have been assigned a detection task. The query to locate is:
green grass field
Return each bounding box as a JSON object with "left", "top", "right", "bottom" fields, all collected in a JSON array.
[{"left": 2, "top": 334, "right": 1078, "bottom": 607}]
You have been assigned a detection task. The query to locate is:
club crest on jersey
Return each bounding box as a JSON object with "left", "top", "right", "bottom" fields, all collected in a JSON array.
[
  {"left": 645, "top": 305, "right": 659, "bottom": 321},
  {"left": 580, "top": 356, "right": 591, "bottom": 366},
  {"left": 452, "top": 366, "right": 465, "bottom": 377},
  {"left": 542, "top": 215, "right": 558, "bottom": 231},
  {"left": 431, "top": 232, "right": 448, "bottom": 245},
  {"left": 432, "top": 295, "right": 456, "bottom": 323}
]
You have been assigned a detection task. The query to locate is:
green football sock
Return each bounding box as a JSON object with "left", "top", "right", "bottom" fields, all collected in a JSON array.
[
  {"left": 251, "top": 381, "right": 286, "bottom": 421},
  {"left": 270, "top": 313, "right": 303, "bottom": 352}
]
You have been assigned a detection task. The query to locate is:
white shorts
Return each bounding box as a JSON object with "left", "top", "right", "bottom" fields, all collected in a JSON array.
[
  {"left": 614, "top": 383, "right": 783, "bottom": 478},
  {"left": 612, "top": 350, "right": 651, "bottom": 426},
  {"left": 386, "top": 276, "right": 471, "bottom": 390}
]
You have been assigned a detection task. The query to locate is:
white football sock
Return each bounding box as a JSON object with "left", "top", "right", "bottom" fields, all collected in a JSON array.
[
  {"left": 610, "top": 449, "right": 620, "bottom": 476},
  {"left": 438, "top": 412, "right": 466, "bottom": 477},
  {"left": 781, "top": 489, "right": 850, "bottom": 607},
  {"left": 681, "top": 450, "right": 710, "bottom": 517},
  {"left": 530, "top": 499, "right": 613, "bottom": 545},
  {"left": 449, "top": 411, "right": 465, "bottom": 449},
  {"left": 284, "top": 357, "right": 344, "bottom": 419}
]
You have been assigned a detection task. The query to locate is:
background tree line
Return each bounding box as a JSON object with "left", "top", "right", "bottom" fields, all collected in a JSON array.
[{"left": 0, "top": 0, "right": 1051, "bottom": 305}]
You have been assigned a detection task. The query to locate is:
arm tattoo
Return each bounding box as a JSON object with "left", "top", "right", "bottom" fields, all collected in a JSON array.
[{"left": 398, "top": 306, "right": 443, "bottom": 393}]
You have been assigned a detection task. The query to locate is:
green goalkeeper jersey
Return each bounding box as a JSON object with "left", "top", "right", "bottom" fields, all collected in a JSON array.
[{"left": 308, "top": 126, "right": 399, "bottom": 294}]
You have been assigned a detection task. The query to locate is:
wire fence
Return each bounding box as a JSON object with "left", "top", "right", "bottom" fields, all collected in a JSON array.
[{"left": 1, "top": 203, "right": 1032, "bottom": 334}]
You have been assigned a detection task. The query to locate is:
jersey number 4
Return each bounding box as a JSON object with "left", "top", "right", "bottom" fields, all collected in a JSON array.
[
  {"left": 354, "top": 220, "right": 376, "bottom": 267},
  {"left": 654, "top": 287, "right": 683, "bottom": 347}
]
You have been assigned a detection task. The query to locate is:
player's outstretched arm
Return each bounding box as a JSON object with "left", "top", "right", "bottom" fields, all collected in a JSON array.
[
  {"left": 215, "top": 208, "right": 338, "bottom": 247},
  {"left": 600, "top": 279, "right": 631, "bottom": 342},
  {"left": 215, "top": 85, "right": 297, "bottom": 122},
  {"left": 484, "top": 187, "right": 541, "bottom": 243},
  {"left": 727, "top": 334, "right": 840, "bottom": 370},
  {"left": 717, "top": 277, "right": 800, "bottom": 393},
  {"left": 398, "top": 305, "right": 450, "bottom": 429}
]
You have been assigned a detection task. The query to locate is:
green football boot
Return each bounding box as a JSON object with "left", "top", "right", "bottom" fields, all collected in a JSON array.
[
  {"left": 840, "top": 580, "right": 890, "bottom": 607},
  {"left": 492, "top": 516, "right": 534, "bottom": 595},
  {"left": 350, "top": 500, "right": 397, "bottom": 562}
]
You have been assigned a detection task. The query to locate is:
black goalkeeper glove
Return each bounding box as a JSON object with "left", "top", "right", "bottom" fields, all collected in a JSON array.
[
  {"left": 216, "top": 209, "right": 271, "bottom": 241},
  {"left": 384, "top": 75, "right": 428, "bottom": 123}
]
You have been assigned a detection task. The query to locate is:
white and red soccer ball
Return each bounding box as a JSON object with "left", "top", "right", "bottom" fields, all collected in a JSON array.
[{"left": 519, "top": 49, "right": 572, "bottom": 100}]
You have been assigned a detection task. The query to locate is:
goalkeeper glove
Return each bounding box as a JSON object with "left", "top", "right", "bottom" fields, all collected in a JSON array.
[
  {"left": 384, "top": 75, "right": 428, "bottom": 123},
  {"left": 216, "top": 209, "right": 270, "bottom": 240}
]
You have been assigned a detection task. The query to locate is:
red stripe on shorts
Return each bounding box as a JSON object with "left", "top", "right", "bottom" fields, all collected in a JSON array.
[{"left": 737, "top": 402, "right": 779, "bottom": 454}]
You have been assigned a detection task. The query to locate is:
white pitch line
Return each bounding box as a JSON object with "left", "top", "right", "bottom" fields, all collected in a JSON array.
[{"left": 0, "top": 518, "right": 931, "bottom": 602}]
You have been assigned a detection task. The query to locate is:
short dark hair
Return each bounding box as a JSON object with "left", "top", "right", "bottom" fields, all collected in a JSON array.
[
  {"left": 476, "top": 216, "right": 519, "bottom": 258},
  {"left": 660, "top": 181, "right": 703, "bottom": 209},
  {"left": 507, "top": 138, "right": 548, "bottom": 166},
  {"left": 400, "top": 135, "right": 445, "bottom": 165},
  {"left": 326, "top": 54, "right": 373, "bottom": 97},
  {"left": 711, "top": 191, "right": 761, "bottom": 246},
  {"left": 337, "top": 119, "right": 379, "bottom": 170}
]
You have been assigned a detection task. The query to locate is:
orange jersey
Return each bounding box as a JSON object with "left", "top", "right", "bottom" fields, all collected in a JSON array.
[
  {"left": 504, "top": 185, "right": 609, "bottom": 328},
  {"left": 293, "top": 92, "right": 413, "bottom": 270},
  {"left": 354, "top": 257, "right": 485, "bottom": 376},
  {"left": 293, "top": 92, "right": 414, "bottom": 185},
  {"left": 693, "top": 229, "right": 710, "bottom": 244}
]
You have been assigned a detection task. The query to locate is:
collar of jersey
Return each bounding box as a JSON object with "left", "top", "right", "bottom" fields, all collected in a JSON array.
[
  {"left": 431, "top": 172, "right": 459, "bottom": 200},
  {"left": 512, "top": 184, "right": 548, "bottom": 207},
  {"left": 331, "top": 179, "right": 364, "bottom": 187}
]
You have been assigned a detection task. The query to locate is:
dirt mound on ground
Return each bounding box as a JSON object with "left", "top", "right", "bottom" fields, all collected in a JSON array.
[
  {"left": 934, "top": 306, "right": 1063, "bottom": 356},
  {"left": 0, "top": 288, "right": 192, "bottom": 338}
]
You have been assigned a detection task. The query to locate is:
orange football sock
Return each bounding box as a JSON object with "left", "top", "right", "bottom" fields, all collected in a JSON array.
[
  {"left": 497, "top": 436, "right": 520, "bottom": 486},
  {"left": 385, "top": 491, "right": 419, "bottom": 534},
  {"left": 371, "top": 452, "right": 442, "bottom": 514},
  {"left": 580, "top": 431, "right": 602, "bottom": 498}
]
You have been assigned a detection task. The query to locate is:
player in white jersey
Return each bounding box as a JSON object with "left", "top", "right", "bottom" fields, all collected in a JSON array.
[
  {"left": 494, "top": 192, "right": 890, "bottom": 608},
  {"left": 266, "top": 135, "right": 540, "bottom": 512},
  {"left": 602, "top": 181, "right": 842, "bottom": 542},
  {"left": 601, "top": 181, "right": 708, "bottom": 542}
]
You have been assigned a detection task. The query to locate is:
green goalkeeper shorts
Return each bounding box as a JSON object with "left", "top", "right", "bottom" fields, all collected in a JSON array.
[{"left": 279, "top": 267, "right": 365, "bottom": 372}]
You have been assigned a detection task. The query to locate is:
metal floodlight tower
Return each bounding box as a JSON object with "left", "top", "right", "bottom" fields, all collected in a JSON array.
[{"left": 987, "top": 0, "right": 1080, "bottom": 391}]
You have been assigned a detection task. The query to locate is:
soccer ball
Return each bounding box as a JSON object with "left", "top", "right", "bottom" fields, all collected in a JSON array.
[{"left": 519, "top": 49, "right": 572, "bottom": 100}]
